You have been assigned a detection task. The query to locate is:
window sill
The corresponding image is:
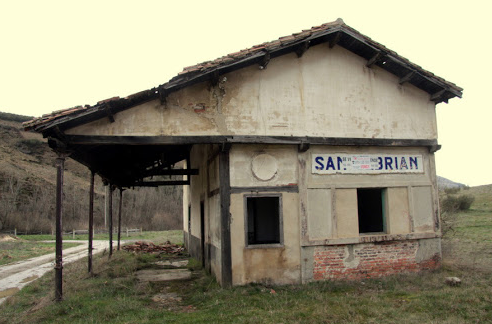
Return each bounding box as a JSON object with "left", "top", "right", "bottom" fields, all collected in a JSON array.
[{"left": 245, "top": 243, "right": 284, "bottom": 249}]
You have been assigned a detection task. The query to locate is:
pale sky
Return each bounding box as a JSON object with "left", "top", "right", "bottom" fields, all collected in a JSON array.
[{"left": 1, "top": 0, "right": 490, "bottom": 186}]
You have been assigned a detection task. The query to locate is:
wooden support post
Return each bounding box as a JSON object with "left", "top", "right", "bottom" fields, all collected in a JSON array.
[
  {"left": 55, "top": 154, "right": 66, "bottom": 302},
  {"left": 117, "top": 188, "right": 123, "bottom": 251},
  {"left": 88, "top": 171, "right": 94, "bottom": 274},
  {"left": 108, "top": 185, "right": 113, "bottom": 257},
  {"left": 219, "top": 146, "right": 232, "bottom": 287},
  {"left": 104, "top": 185, "right": 109, "bottom": 228}
]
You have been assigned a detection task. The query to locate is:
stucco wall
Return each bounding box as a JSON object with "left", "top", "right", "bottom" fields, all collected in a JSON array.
[
  {"left": 229, "top": 145, "right": 301, "bottom": 285},
  {"left": 299, "top": 145, "right": 441, "bottom": 282},
  {"left": 184, "top": 144, "right": 222, "bottom": 282},
  {"left": 65, "top": 44, "right": 436, "bottom": 140}
]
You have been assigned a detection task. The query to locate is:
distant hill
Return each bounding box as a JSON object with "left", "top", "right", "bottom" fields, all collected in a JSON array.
[
  {"left": 0, "top": 112, "right": 182, "bottom": 233},
  {"left": 437, "top": 176, "right": 465, "bottom": 189}
]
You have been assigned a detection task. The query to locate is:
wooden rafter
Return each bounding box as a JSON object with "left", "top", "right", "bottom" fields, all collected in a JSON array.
[
  {"left": 329, "top": 31, "right": 341, "bottom": 48},
  {"left": 296, "top": 41, "right": 310, "bottom": 58},
  {"left": 430, "top": 89, "right": 446, "bottom": 102},
  {"left": 366, "top": 52, "right": 384, "bottom": 68},
  {"left": 259, "top": 51, "right": 270, "bottom": 70},
  {"left": 399, "top": 71, "right": 415, "bottom": 85}
]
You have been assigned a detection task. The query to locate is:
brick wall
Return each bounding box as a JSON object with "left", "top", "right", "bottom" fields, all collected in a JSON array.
[{"left": 313, "top": 241, "right": 440, "bottom": 281}]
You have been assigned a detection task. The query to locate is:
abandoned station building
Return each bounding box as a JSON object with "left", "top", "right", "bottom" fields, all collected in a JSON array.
[{"left": 25, "top": 19, "right": 462, "bottom": 287}]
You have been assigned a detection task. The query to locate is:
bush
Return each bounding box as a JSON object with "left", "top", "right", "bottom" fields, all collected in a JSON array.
[
  {"left": 457, "top": 194, "right": 474, "bottom": 210},
  {"left": 444, "top": 187, "right": 460, "bottom": 195},
  {"left": 441, "top": 194, "right": 475, "bottom": 213}
]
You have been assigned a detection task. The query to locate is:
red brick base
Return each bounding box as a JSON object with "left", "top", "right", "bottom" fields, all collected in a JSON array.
[{"left": 313, "top": 241, "right": 440, "bottom": 281}]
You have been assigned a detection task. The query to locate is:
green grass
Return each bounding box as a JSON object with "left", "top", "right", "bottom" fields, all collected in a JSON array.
[
  {"left": 0, "top": 241, "right": 81, "bottom": 266},
  {"left": 19, "top": 230, "right": 183, "bottom": 244},
  {"left": 1, "top": 192, "right": 491, "bottom": 323}
]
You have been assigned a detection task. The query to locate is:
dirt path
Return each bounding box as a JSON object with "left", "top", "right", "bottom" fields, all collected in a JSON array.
[{"left": 0, "top": 240, "right": 111, "bottom": 305}]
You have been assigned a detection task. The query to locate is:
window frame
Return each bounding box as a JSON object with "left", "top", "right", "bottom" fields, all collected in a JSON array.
[{"left": 243, "top": 193, "right": 284, "bottom": 248}]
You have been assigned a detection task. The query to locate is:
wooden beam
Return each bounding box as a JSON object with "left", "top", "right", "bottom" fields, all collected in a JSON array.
[
  {"left": 399, "top": 71, "right": 415, "bottom": 85},
  {"left": 295, "top": 41, "right": 310, "bottom": 58},
  {"left": 430, "top": 89, "right": 446, "bottom": 102},
  {"left": 54, "top": 153, "right": 67, "bottom": 302},
  {"left": 219, "top": 147, "right": 232, "bottom": 287},
  {"left": 117, "top": 188, "right": 123, "bottom": 251},
  {"left": 329, "top": 31, "right": 341, "bottom": 48},
  {"left": 105, "top": 104, "right": 115, "bottom": 123},
  {"left": 366, "top": 52, "right": 383, "bottom": 68},
  {"left": 65, "top": 134, "right": 439, "bottom": 148},
  {"left": 108, "top": 185, "right": 113, "bottom": 257},
  {"left": 259, "top": 51, "right": 270, "bottom": 70},
  {"left": 127, "top": 180, "right": 190, "bottom": 187},
  {"left": 210, "top": 70, "right": 220, "bottom": 87},
  {"left": 298, "top": 142, "right": 310, "bottom": 153},
  {"left": 230, "top": 185, "right": 299, "bottom": 194},
  {"left": 158, "top": 88, "right": 168, "bottom": 105},
  {"left": 88, "top": 170, "right": 94, "bottom": 274},
  {"left": 145, "top": 169, "right": 199, "bottom": 176}
]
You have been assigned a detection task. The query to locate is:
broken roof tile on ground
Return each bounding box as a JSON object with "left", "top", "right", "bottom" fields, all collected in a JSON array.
[{"left": 123, "top": 241, "right": 186, "bottom": 255}]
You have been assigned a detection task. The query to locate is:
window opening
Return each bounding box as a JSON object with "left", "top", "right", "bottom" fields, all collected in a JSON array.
[
  {"left": 357, "top": 188, "right": 385, "bottom": 234},
  {"left": 246, "top": 196, "right": 281, "bottom": 245}
]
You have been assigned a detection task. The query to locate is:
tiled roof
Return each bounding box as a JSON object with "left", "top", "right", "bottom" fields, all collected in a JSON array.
[{"left": 23, "top": 18, "right": 463, "bottom": 132}]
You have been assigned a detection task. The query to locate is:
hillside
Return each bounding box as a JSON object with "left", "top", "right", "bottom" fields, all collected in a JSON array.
[
  {"left": 0, "top": 112, "right": 182, "bottom": 233},
  {"left": 437, "top": 176, "right": 465, "bottom": 189}
]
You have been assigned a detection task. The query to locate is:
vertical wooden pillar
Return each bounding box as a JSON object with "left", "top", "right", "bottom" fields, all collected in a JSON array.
[
  {"left": 88, "top": 171, "right": 95, "bottom": 273},
  {"left": 108, "top": 185, "right": 113, "bottom": 257},
  {"left": 55, "top": 154, "right": 66, "bottom": 302},
  {"left": 219, "top": 145, "right": 232, "bottom": 288},
  {"left": 117, "top": 188, "right": 123, "bottom": 251}
]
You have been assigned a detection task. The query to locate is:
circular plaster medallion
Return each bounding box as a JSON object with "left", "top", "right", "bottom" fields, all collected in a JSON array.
[{"left": 251, "top": 154, "right": 278, "bottom": 181}]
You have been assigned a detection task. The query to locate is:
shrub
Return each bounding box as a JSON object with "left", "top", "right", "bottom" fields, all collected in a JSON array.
[
  {"left": 444, "top": 187, "right": 460, "bottom": 195},
  {"left": 441, "top": 194, "right": 475, "bottom": 213},
  {"left": 441, "top": 195, "right": 459, "bottom": 213},
  {"left": 457, "top": 194, "right": 474, "bottom": 210}
]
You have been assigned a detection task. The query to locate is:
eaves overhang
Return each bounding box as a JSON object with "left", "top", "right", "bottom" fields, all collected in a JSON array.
[{"left": 23, "top": 19, "right": 463, "bottom": 135}]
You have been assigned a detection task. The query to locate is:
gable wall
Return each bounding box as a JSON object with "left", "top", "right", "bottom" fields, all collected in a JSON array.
[{"left": 66, "top": 44, "right": 437, "bottom": 140}]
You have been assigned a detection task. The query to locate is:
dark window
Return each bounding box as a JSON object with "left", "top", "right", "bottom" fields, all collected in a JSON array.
[
  {"left": 357, "top": 188, "right": 385, "bottom": 234},
  {"left": 246, "top": 196, "right": 281, "bottom": 245}
]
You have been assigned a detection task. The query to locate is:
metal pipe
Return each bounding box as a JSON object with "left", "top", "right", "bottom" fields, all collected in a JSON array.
[
  {"left": 55, "top": 155, "right": 65, "bottom": 302},
  {"left": 88, "top": 171, "right": 94, "bottom": 273}
]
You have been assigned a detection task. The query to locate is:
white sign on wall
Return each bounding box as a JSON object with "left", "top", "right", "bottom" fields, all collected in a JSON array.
[{"left": 312, "top": 154, "right": 424, "bottom": 174}]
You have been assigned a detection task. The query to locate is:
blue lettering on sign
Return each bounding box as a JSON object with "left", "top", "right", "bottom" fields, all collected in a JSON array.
[
  {"left": 400, "top": 157, "right": 408, "bottom": 169},
  {"left": 394, "top": 157, "right": 398, "bottom": 170},
  {"left": 410, "top": 157, "right": 418, "bottom": 169},
  {"left": 378, "top": 157, "right": 383, "bottom": 170},
  {"left": 337, "top": 157, "right": 343, "bottom": 170},
  {"left": 315, "top": 156, "right": 324, "bottom": 170},
  {"left": 326, "top": 157, "right": 335, "bottom": 170},
  {"left": 384, "top": 157, "right": 393, "bottom": 170}
]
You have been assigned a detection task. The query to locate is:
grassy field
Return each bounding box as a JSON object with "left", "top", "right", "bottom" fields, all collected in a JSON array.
[
  {"left": 0, "top": 192, "right": 491, "bottom": 323},
  {"left": 0, "top": 240, "right": 81, "bottom": 266}
]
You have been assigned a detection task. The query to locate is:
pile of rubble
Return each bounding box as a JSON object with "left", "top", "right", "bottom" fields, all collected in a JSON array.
[{"left": 123, "top": 241, "right": 185, "bottom": 255}]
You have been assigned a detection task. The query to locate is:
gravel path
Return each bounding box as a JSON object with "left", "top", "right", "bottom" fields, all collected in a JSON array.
[{"left": 0, "top": 240, "right": 111, "bottom": 305}]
